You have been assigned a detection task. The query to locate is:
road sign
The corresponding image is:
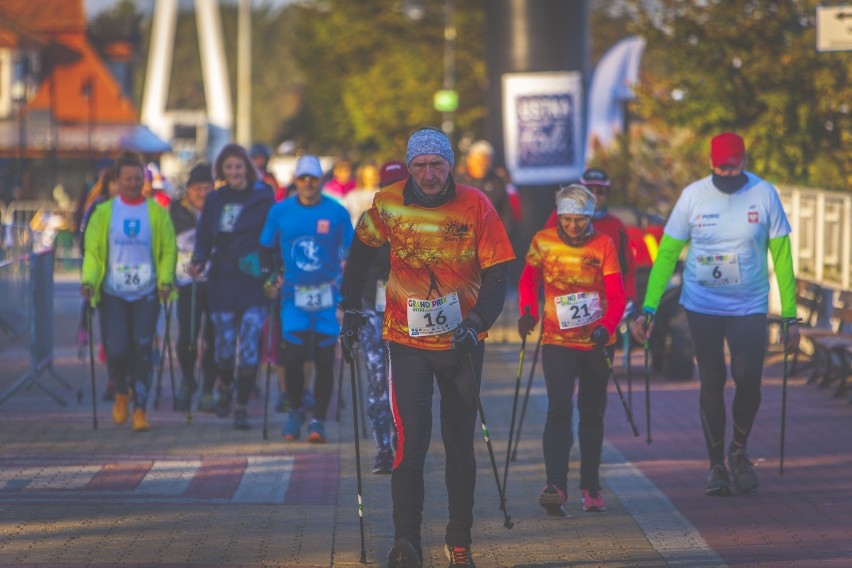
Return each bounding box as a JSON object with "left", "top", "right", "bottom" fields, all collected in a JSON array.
[
  {"left": 434, "top": 89, "right": 459, "bottom": 113},
  {"left": 816, "top": 6, "right": 852, "bottom": 52}
]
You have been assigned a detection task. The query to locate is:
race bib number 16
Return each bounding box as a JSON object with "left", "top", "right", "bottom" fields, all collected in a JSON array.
[{"left": 407, "top": 292, "right": 463, "bottom": 337}]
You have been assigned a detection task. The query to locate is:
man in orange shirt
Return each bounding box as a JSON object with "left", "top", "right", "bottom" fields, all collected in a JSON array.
[{"left": 340, "top": 128, "right": 514, "bottom": 568}]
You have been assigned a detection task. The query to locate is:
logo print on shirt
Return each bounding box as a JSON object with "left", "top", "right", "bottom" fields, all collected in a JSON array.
[
  {"left": 124, "top": 219, "right": 141, "bottom": 238},
  {"left": 442, "top": 220, "right": 470, "bottom": 242},
  {"left": 292, "top": 237, "right": 322, "bottom": 272},
  {"left": 317, "top": 219, "right": 330, "bottom": 234},
  {"left": 748, "top": 211, "right": 759, "bottom": 224}
]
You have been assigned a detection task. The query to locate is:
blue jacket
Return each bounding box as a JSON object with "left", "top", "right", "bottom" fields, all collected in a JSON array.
[{"left": 192, "top": 184, "right": 274, "bottom": 312}]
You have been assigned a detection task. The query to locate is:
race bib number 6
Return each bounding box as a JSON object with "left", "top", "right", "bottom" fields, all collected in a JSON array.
[
  {"left": 554, "top": 291, "right": 602, "bottom": 330},
  {"left": 696, "top": 253, "right": 740, "bottom": 287},
  {"left": 407, "top": 292, "right": 463, "bottom": 337},
  {"left": 294, "top": 283, "right": 333, "bottom": 311}
]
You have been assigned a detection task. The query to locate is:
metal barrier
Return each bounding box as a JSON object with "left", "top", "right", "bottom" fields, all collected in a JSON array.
[{"left": 0, "top": 230, "right": 72, "bottom": 407}]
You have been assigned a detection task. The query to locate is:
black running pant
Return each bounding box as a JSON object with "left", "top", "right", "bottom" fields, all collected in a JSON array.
[
  {"left": 282, "top": 331, "right": 335, "bottom": 420},
  {"left": 685, "top": 310, "right": 767, "bottom": 466},
  {"left": 388, "top": 340, "right": 484, "bottom": 551},
  {"left": 176, "top": 283, "right": 216, "bottom": 394},
  {"left": 540, "top": 344, "right": 610, "bottom": 492}
]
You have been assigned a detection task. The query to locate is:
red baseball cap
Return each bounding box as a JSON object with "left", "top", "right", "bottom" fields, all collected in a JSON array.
[
  {"left": 710, "top": 132, "right": 746, "bottom": 168},
  {"left": 379, "top": 161, "right": 407, "bottom": 188}
]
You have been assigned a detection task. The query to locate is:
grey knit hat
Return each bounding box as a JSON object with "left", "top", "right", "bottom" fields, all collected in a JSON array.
[{"left": 406, "top": 127, "right": 455, "bottom": 167}]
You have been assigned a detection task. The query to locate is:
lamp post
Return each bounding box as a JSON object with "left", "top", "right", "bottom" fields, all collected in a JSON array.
[
  {"left": 81, "top": 75, "right": 95, "bottom": 173},
  {"left": 11, "top": 78, "right": 27, "bottom": 195}
]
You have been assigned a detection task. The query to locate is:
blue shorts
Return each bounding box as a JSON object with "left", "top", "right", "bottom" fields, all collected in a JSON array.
[{"left": 280, "top": 302, "right": 339, "bottom": 347}]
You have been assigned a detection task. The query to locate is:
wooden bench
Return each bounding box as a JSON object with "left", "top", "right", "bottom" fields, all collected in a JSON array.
[
  {"left": 768, "top": 279, "right": 828, "bottom": 373},
  {"left": 810, "top": 294, "right": 852, "bottom": 399}
]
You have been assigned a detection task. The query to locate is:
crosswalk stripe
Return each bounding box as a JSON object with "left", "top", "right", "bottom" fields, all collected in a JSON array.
[
  {"left": 232, "top": 456, "right": 294, "bottom": 503},
  {"left": 134, "top": 460, "right": 202, "bottom": 496}
]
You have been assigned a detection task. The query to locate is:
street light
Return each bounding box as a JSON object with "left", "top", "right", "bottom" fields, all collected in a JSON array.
[
  {"left": 11, "top": 78, "right": 27, "bottom": 194},
  {"left": 81, "top": 75, "right": 95, "bottom": 173},
  {"left": 404, "top": 0, "right": 458, "bottom": 137}
]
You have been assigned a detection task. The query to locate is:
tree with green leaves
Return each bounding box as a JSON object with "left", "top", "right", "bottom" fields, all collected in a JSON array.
[{"left": 622, "top": 0, "right": 850, "bottom": 198}]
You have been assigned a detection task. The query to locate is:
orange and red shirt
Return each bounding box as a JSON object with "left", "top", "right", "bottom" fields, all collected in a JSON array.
[
  {"left": 357, "top": 181, "right": 515, "bottom": 350},
  {"left": 520, "top": 228, "right": 623, "bottom": 349}
]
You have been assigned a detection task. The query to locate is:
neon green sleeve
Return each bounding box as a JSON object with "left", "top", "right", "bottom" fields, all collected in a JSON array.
[
  {"left": 769, "top": 234, "right": 796, "bottom": 318},
  {"left": 642, "top": 234, "right": 687, "bottom": 313}
]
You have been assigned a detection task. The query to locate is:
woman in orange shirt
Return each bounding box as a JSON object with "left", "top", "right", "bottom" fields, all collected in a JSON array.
[{"left": 518, "top": 184, "right": 626, "bottom": 517}]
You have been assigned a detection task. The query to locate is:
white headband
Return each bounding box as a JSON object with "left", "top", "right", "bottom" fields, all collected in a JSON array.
[{"left": 556, "top": 197, "right": 595, "bottom": 217}]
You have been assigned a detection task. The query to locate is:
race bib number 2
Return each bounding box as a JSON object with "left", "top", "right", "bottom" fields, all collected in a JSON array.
[
  {"left": 696, "top": 254, "right": 740, "bottom": 287},
  {"left": 554, "top": 291, "right": 602, "bottom": 330},
  {"left": 407, "top": 292, "right": 463, "bottom": 337}
]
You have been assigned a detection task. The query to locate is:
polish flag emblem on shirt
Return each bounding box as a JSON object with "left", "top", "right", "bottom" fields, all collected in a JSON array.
[
  {"left": 317, "top": 219, "right": 330, "bottom": 234},
  {"left": 748, "top": 211, "right": 759, "bottom": 224}
]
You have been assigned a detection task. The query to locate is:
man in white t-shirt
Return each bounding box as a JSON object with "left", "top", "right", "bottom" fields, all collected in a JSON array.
[{"left": 633, "top": 132, "right": 800, "bottom": 497}]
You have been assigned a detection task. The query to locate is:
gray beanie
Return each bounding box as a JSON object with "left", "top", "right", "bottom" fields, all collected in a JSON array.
[{"left": 406, "top": 128, "right": 455, "bottom": 167}]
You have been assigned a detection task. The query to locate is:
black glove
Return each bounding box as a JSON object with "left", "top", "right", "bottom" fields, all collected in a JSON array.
[
  {"left": 339, "top": 309, "right": 364, "bottom": 363},
  {"left": 517, "top": 314, "right": 537, "bottom": 338},
  {"left": 590, "top": 325, "right": 610, "bottom": 348},
  {"left": 452, "top": 318, "right": 480, "bottom": 354}
]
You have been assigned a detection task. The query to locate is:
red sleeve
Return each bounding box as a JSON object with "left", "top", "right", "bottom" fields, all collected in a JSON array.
[
  {"left": 518, "top": 263, "right": 542, "bottom": 321},
  {"left": 601, "top": 272, "right": 627, "bottom": 335},
  {"left": 544, "top": 210, "right": 558, "bottom": 229},
  {"left": 620, "top": 228, "right": 637, "bottom": 301}
]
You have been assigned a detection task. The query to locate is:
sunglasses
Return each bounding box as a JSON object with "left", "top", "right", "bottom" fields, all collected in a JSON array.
[{"left": 297, "top": 175, "right": 318, "bottom": 182}]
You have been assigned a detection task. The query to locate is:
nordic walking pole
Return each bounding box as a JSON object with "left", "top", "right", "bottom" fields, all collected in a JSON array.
[
  {"left": 502, "top": 306, "right": 529, "bottom": 508},
  {"left": 356, "top": 348, "right": 369, "bottom": 440},
  {"left": 779, "top": 319, "right": 798, "bottom": 476},
  {"left": 262, "top": 296, "right": 276, "bottom": 440},
  {"left": 164, "top": 301, "right": 177, "bottom": 410},
  {"left": 603, "top": 351, "right": 640, "bottom": 437},
  {"left": 464, "top": 353, "right": 513, "bottom": 529},
  {"left": 77, "top": 304, "right": 87, "bottom": 404},
  {"left": 511, "top": 327, "right": 542, "bottom": 462},
  {"left": 186, "top": 283, "right": 197, "bottom": 424},
  {"left": 154, "top": 302, "right": 167, "bottom": 410},
  {"left": 621, "top": 317, "right": 632, "bottom": 414},
  {"left": 348, "top": 343, "right": 368, "bottom": 563},
  {"left": 642, "top": 314, "right": 654, "bottom": 445},
  {"left": 335, "top": 353, "right": 346, "bottom": 421},
  {"left": 87, "top": 304, "right": 98, "bottom": 430}
]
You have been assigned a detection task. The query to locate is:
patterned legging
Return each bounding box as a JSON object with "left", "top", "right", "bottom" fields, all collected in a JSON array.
[
  {"left": 359, "top": 307, "right": 393, "bottom": 453},
  {"left": 210, "top": 305, "right": 267, "bottom": 405}
]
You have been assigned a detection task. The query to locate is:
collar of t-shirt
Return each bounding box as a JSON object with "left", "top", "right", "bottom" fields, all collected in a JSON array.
[
  {"left": 403, "top": 174, "right": 456, "bottom": 208},
  {"left": 119, "top": 195, "right": 145, "bottom": 206}
]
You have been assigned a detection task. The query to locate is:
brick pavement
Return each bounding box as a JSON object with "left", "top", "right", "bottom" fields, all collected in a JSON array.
[{"left": 1, "top": 280, "right": 850, "bottom": 567}]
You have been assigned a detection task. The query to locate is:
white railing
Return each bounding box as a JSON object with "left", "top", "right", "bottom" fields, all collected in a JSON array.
[{"left": 778, "top": 186, "right": 852, "bottom": 291}]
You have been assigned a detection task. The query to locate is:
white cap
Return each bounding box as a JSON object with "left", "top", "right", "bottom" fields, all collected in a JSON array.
[{"left": 294, "top": 155, "right": 323, "bottom": 178}]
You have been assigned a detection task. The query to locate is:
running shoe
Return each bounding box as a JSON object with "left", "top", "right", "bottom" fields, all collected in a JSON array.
[
  {"left": 174, "top": 383, "right": 191, "bottom": 412},
  {"left": 387, "top": 537, "right": 422, "bottom": 568},
  {"left": 275, "top": 392, "right": 289, "bottom": 413},
  {"left": 306, "top": 418, "right": 326, "bottom": 443},
  {"left": 197, "top": 393, "right": 217, "bottom": 414},
  {"left": 282, "top": 409, "right": 305, "bottom": 440},
  {"left": 102, "top": 379, "right": 116, "bottom": 402},
  {"left": 113, "top": 392, "right": 130, "bottom": 425},
  {"left": 728, "top": 450, "right": 759, "bottom": 494},
  {"left": 215, "top": 390, "right": 232, "bottom": 418},
  {"left": 538, "top": 484, "right": 567, "bottom": 517},
  {"left": 132, "top": 408, "right": 150, "bottom": 432},
  {"left": 233, "top": 406, "right": 251, "bottom": 430},
  {"left": 705, "top": 463, "right": 732, "bottom": 496},
  {"left": 303, "top": 388, "right": 315, "bottom": 412},
  {"left": 581, "top": 489, "right": 606, "bottom": 512},
  {"left": 372, "top": 449, "right": 394, "bottom": 474},
  {"left": 445, "top": 544, "right": 476, "bottom": 567}
]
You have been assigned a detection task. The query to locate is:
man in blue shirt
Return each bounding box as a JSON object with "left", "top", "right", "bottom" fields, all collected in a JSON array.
[{"left": 260, "top": 155, "right": 354, "bottom": 442}]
